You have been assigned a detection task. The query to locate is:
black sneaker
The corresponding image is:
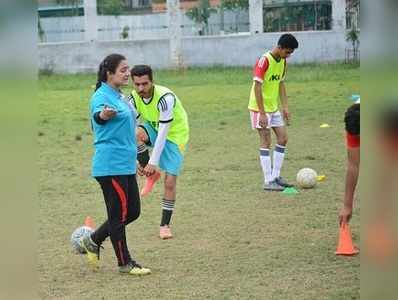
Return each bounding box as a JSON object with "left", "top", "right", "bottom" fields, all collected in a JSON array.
[
  {"left": 263, "top": 180, "right": 285, "bottom": 191},
  {"left": 275, "top": 176, "right": 294, "bottom": 188}
]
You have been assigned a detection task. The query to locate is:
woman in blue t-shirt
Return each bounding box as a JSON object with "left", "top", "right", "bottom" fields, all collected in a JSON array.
[{"left": 81, "top": 54, "right": 151, "bottom": 276}]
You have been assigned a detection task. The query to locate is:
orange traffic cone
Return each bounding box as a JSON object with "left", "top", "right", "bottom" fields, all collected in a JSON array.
[
  {"left": 84, "top": 216, "right": 96, "bottom": 230},
  {"left": 140, "top": 171, "right": 161, "bottom": 197},
  {"left": 335, "top": 223, "right": 359, "bottom": 256}
]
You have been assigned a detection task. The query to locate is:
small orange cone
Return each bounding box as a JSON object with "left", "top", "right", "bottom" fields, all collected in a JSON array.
[
  {"left": 335, "top": 223, "right": 359, "bottom": 256},
  {"left": 84, "top": 216, "right": 96, "bottom": 230},
  {"left": 140, "top": 171, "right": 161, "bottom": 197}
]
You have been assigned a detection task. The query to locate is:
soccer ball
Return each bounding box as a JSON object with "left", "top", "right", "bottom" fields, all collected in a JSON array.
[
  {"left": 70, "top": 226, "right": 94, "bottom": 254},
  {"left": 296, "top": 168, "right": 317, "bottom": 189}
]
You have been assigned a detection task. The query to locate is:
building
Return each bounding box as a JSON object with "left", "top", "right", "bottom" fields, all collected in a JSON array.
[{"left": 38, "top": 0, "right": 84, "bottom": 17}]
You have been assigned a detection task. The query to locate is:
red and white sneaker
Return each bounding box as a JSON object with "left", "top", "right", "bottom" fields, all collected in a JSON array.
[{"left": 159, "top": 225, "right": 173, "bottom": 239}]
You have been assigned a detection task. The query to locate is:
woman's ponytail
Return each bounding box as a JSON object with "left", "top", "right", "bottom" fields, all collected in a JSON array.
[
  {"left": 95, "top": 62, "right": 107, "bottom": 91},
  {"left": 94, "top": 54, "right": 126, "bottom": 92}
]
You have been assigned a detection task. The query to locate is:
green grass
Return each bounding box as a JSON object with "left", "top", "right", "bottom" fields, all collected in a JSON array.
[{"left": 38, "top": 63, "right": 360, "bottom": 299}]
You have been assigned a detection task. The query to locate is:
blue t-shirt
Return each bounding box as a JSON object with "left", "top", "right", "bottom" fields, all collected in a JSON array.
[{"left": 90, "top": 82, "right": 137, "bottom": 177}]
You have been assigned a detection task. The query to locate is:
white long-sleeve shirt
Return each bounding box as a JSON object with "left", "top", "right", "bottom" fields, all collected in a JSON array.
[{"left": 140, "top": 94, "right": 175, "bottom": 166}]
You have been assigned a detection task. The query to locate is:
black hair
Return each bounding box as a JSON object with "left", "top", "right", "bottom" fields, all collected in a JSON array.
[
  {"left": 278, "top": 33, "right": 299, "bottom": 50},
  {"left": 344, "top": 103, "right": 360, "bottom": 135},
  {"left": 95, "top": 54, "right": 126, "bottom": 91},
  {"left": 130, "top": 65, "right": 153, "bottom": 81}
]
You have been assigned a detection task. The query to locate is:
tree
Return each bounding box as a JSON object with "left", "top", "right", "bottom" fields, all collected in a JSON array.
[
  {"left": 186, "top": 0, "right": 217, "bottom": 35},
  {"left": 120, "top": 25, "right": 130, "bottom": 39},
  {"left": 346, "top": 25, "right": 359, "bottom": 62},
  {"left": 97, "top": 0, "right": 124, "bottom": 15},
  {"left": 219, "top": 0, "right": 248, "bottom": 33},
  {"left": 220, "top": 0, "right": 248, "bottom": 10}
]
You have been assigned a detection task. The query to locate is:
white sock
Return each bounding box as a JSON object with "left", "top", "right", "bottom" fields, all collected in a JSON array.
[
  {"left": 260, "top": 148, "right": 272, "bottom": 184},
  {"left": 271, "top": 144, "right": 286, "bottom": 180}
]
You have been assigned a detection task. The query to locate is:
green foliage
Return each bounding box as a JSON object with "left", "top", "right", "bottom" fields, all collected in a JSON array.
[
  {"left": 264, "top": 2, "right": 332, "bottom": 32},
  {"left": 186, "top": 0, "right": 217, "bottom": 34},
  {"left": 97, "top": 0, "right": 123, "bottom": 15},
  {"left": 220, "top": 0, "right": 248, "bottom": 10},
  {"left": 120, "top": 25, "right": 130, "bottom": 39},
  {"left": 346, "top": 25, "right": 360, "bottom": 62},
  {"left": 346, "top": 25, "right": 359, "bottom": 47}
]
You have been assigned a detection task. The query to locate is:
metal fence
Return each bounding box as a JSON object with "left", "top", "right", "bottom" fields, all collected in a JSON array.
[
  {"left": 38, "top": 2, "right": 250, "bottom": 43},
  {"left": 37, "top": 0, "right": 358, "bottom": 43}
]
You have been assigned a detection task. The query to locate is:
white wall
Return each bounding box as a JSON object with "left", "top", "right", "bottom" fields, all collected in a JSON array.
[
  {"left": 39, "top": 10, "right": 249, "bottom": 43},
  {"left": 39, "top": 30, "right": 348, "bottom": 73},
  {"left": 40, "top": 16, "right": 84, "bottom": 43},
  {"left": 183, "top": 31, "right": 347, "bottom": 66}
]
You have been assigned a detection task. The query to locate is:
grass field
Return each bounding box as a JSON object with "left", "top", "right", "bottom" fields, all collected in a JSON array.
[{"left": 38, "top": 63, "right": 360, "bottom": 299}]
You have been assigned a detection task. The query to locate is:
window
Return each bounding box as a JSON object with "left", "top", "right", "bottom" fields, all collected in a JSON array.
[
  {"left": 346, "top": 0, "right": 360, "bottom": 30},
  {"left": 263, "top": 0, "right": 332, "bottom": 32}
]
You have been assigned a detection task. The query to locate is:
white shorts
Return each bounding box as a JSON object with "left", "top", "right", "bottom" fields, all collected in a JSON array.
[{"left": 249, "top": 110, "right": 284, "bottom": 129}]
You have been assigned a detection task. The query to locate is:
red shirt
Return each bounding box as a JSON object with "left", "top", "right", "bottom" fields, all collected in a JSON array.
[{"left": 346, "top": 132, "right": 360, "bottom": 148}]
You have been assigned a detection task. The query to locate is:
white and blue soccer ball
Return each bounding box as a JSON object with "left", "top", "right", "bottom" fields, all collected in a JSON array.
[
  {"left": 70, "top": 226, "right": 94, "bottom": 254},
  {"left": 296, "top": 168, "right": 317, "bottom": 189}
]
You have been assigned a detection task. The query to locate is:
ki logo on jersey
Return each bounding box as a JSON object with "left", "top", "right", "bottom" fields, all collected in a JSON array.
[{"left": 270, "top": 74, "right": 281, "bottom": 81}]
